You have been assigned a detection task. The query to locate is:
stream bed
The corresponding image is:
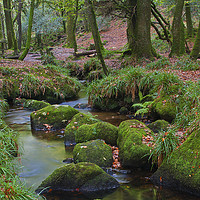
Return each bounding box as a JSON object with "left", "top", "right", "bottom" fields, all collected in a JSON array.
[{"left": 4, "top": 100, "right": 200, "bottom": 200}]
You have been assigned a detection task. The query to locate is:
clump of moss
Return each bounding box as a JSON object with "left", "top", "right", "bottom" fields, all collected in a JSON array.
[
  {"left": 73, "top": 140, "right": 113, "bottom": 167},
  {"left": 65, "top": 113, "right": 100, "bottom": 146},
  {"left": 30, "top": 105, "right": 79, "bottom": 131},
  {"left": 23, "top": 99, "right": 51, "bottom": 111},
  {"left": 75, "top": 122, "right": 118, "bottom": 146},
  {"left": 148, "top": 120, "right": 170, "bottom": 133},
  {"left": 151, "top": 97, "right": 177, "bottom": 122},
  {"left": 151, "top": 127, "right": 200, "bottom": 196},
  {"left": 117, "top": 120, "right": 152, "bottom": 168},
  {"left": 36, "top": 162, "right": 120, "bottom": 195}
]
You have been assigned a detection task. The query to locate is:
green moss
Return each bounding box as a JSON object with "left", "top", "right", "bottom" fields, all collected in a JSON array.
[
  {"left": 36, "top": 162, "right": 119, "bottom": 194},
  {"left": 151, "top": 97, "right": 177, "bottom": 122},
  {"left": 23, "top": 99, "right": 51, "bottom": 111},
  {"left": 30, "top": 105, "right": 79, "bottom": 130},
  {"left": 151, "top": 129, "right": 200, "bottom": 196},
  {"left": 73, "top": 140, "right": 113, "bottom": 167},
  {"left": 75, "top": 122, "right": 118, "bottom": 146},
  {"left": 65, "top": 113, "right": 100, "bottom": 146},
  {"left": 117, "top": 120, "right": 152, "bottom": 168},
  {"left": 148, "top": 120, "right": 170, "bottom": 133}
]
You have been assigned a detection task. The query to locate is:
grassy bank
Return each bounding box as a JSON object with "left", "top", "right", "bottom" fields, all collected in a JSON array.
[{"left": 0, "top": 99, "right": 39, "bottom": 199}]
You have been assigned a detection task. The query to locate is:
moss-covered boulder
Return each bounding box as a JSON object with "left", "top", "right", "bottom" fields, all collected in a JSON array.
[
  {"left": 23, "top": 99, "right": 50, "bottom": 111},
  {"left": 148, "top": 120, "right": 170, "bottom": 133},
  {"left": 30, "top": 105, "right": 79, "bottom": 131},
  {"left": 151, "top": 97, "right": 177, "bottom": 122},
  {"left": 117, "top": 120, "right": 152, "bottom": 168},
  {"left": 64, "top": 113, "right": 100, "bottom": 146},
  {"left": 35, "top": 162, "right": 120, "bottom": 196},
  {"left": 73, "top": 140, "right": 113, "bottom": 167},
  {"left": 151, "top": 129, "right": 200, "bottom": 196},
  {"left": 75, "top": 122, "right": 118, "bottom": 146}
]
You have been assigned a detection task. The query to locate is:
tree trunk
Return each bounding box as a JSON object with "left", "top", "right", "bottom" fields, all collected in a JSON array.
[
  {"left": 190, "top": 20, "right": 200, "bottom": 59},
  {"left": 61, "top": 11, "right": 66, "bottom": 33},
  {"left": 17, "top": 0, "right": 23, "bottom": 51},
  {"left": 65, "top": 0, "right": 79, "bottom": 52},
  {"left": 126, "top": 0, "right": 154, "bottom": 58},
  {"left": 85, "top": 0, "right": 108, "bottom": 76},
  {"left": 19, "top": 0, "right": 35, "bottom": 60},
  {"left": 135, "top": 0, "right": 152, "bottom": 58},
  {"left": 185, "top": 0, "right": 193, "bottom": 38},
  {"left": 3, "top": 0, "right": 13, "bottom": 48},
  {"left": 170, "top": 0, "right": 185, "bottom": 57},
  {"left": 0, "top": 3, "right": 3, "bottom": 40},
  {"left": 126, "top": 0, "right": 137, "bottom": 51}
]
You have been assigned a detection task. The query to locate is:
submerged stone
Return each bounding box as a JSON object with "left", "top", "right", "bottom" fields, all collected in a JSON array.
[
  {"left": 75, "top": 122, "right": 118, "bottom": 146},
  {"left": 35, "top": 162, "right": 120, "bottom": 196},
  {"left": 117, "top": 120, "right": 152, "bottom": 168},
  {"left": 30, "top": 105, "right": 79, "bottom": 131},
  {"left": 64, "top": 113, "right": 99, "bottom": 146},
  {"left": 73, "top": 140, "right": 113, "bottom": 167},
  {"left": 151, "top": 129, "right": 200, "bottom": 196}
]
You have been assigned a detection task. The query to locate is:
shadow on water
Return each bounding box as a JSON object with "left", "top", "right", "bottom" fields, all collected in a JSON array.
[{"left": 4, "top": 104, "right": 200, "bottom": 200}]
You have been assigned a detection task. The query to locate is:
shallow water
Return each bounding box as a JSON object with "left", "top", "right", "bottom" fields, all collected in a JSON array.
[{"left": 4, "top": 106, "right": 200, "bottom": 200}]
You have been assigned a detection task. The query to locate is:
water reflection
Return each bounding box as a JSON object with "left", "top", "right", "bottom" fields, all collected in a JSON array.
[{"left": 4, "top": 107, "right": 200, "bottom": 200}]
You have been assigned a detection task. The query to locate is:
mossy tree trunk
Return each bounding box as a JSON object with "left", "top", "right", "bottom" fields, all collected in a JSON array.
[
  {"left": 185, "top": 0, "right": 193, "bottom": 38},
  {"left": 0, "top": 3, "right": 3, "bottom": 40},
  {"left": 85, "top": 0, "right": 108, "bottom": 76},
  {"left": 170, "top": 0, "right": 185, "bottom": 57},
  {"left": 3, "top": 0, "right": 13, "bottom": 49},
  {"left": 126, "top": 0, "right": 137, "bottom": 51},
  {"left": 126, "top": 0, "right": 154, "bottom": 59},
  {"left": 65, "top": 0, "right": 78, "bottom": 52},
  {"left": 190, "top": 20, "right": 200, "bottom": 59},
  {"left": 135, "top": 0, "right": 152, "bottom": 58},
  {"left": 3, "top": 0, "right": 18, "bottom": 54},
  {"left": 61, "top": 11, "right": 66, "bottom": 33},
  {"left": 19, "top": 0, "right": 35, "bottom": 61},
  {"left": 17, "top": 0, "right": 23, "bottom": 51}
]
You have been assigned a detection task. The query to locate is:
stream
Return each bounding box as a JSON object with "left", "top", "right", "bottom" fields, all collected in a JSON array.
[{"left": 4, "top": 97, "right": 200, "bottom": 200}]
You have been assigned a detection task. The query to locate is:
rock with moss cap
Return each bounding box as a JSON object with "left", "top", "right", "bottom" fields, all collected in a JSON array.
[
  {"left": 30, "top": 105, "right": 79, "bottom": 131},
  {"left": 117, "top": 120, "right": 152, "bottom": 168},
  {"left": 151, "top": 97, "right": 177, "bottom": 122},
  {"left": 23, "top": 99, "right": 50, "bottom": 111},
  {"left": 75, "top": 122, "right": 118, "bottom": 146},
  {"left": 151, "top": 129, "right": 200, "bottom": 196},
  {"left": 73, "top": 140, "right": 113, "bottom": 167},
  {"left": 35, "top": 162, "right": 120, "bottom": 196},
  {"left": 148, "top": 120, "right": 170, "bottom": 133},
  {"left": 65, "top": 113, "right": 100, "bottom": 146}
]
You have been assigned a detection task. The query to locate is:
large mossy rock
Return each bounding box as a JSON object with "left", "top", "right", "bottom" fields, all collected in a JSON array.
[
  {"left": 75, "top": 122, "right": 118, "bottom": 146},
  {"left": 35, "top": 162, "right": 120, "bottom": 196},
  {"left": 73, "top": 140, "right": 113, "bottom": 167},
  {"left": 151, "top": 97, "right": 177, "bottom": 122},
  {"left": 148, "top": 120, "right": 170, "bottom": 133},
  {"left": 23, "top": 99, "right": 50, "bottom": 111},
  {"left": 64, "top": 113, "right": 100, "bottom": 146},
  {"left": 151, "top": 129, "right": 200, "bottom": 196},
  {"left": 30, "top": 105, "right": 79, "bottom": 131},
  {"left": 117, "top": 120, "right": 152, "bottom": 168}
]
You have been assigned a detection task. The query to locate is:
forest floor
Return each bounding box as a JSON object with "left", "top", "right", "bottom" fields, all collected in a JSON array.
[{"left": 0, "top": 19, "right": 199, "bottom": 82}]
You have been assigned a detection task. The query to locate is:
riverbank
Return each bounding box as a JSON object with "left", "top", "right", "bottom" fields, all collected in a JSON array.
[{"left": 0, "top": 100, "right": 39, "bottom": 199}]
